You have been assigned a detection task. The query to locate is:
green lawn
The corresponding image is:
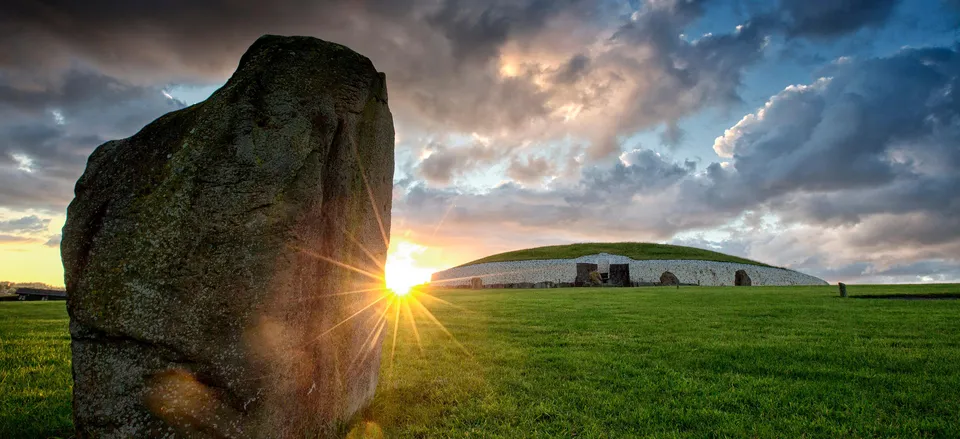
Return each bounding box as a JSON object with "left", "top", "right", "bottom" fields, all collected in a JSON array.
[
  {"left": 457, "top": 242, "right": 773, "bottom": 267},
  {"left": 4, "top": 284, "right": 960, "bottom": 438},
  {"left": 0, "top": 302, "right": 72, "bottom": 438}
]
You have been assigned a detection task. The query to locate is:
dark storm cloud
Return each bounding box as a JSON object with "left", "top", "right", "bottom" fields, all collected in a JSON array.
[
  {"left": 777, "top": 0, "right": 901, "bottom": 38},
  {"left": 428, "top": 0, "right": 578, "bottom": 63},
  {"left": 0, "top": 0, "right": 777, "bottom": 163},
  {"left": 553, "top": 54, "right": 592, "bottom": 84},
  {"left": 0, "top": 0, "right": 565, "bottom": 136},
  {"left": 710, "top": 46, "right": 960, "bottom": 236},
  {"left": 0, "top": 68, "right": 185, "bottom": 211}
]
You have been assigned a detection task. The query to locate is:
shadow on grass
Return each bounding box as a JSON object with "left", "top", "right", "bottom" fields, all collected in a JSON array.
[{"left": 850, "top": 293, "right": 960, "bottom": 300}]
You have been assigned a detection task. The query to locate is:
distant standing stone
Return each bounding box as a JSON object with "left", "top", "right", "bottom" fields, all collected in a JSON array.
[
  {"left": 660, "top": 271, "right": 680, "bottom": 286},
  {"left": 735, "top": 269, "right": 752, "bottom": 286},
  {"left": 470, "top": 277, "right": 483, "bottom": 289},
  {"left": 62, "top": 35, "right": 394, "bottom": 438},
  {"left": 839, "top": 282, "right": 847, "bottom": 297}
]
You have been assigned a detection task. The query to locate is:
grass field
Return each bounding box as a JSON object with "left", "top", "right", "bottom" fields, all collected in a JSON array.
[
  {"left": 0, "top": 302, "right": 72, "bottom": 438},
  {"left": 3, "top": 284, "right": 960, "bottom": 437},
  {"left": 458, "top": 242, "right": 773, "bottom": 267}
]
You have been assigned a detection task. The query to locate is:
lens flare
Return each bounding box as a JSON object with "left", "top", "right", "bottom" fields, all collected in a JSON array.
[{"left": 384, "top": 241, "right": 432, "bottom": 297}]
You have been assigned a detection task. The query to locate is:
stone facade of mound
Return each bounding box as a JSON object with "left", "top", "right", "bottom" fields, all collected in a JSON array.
[{"left": 430, "top": 252, "right": 827, "bottom": 287}]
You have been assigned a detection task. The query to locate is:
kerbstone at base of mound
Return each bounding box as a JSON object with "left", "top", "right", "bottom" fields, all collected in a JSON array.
[{"left": 62, "top": 35, "right": 394, "bottom": 438}]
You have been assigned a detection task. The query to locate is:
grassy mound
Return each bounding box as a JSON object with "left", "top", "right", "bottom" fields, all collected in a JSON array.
[{"left": 458, "top": 242, "right": 773, "bottom": 267}]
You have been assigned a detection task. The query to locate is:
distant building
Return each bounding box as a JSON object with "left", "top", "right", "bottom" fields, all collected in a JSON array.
[{"left": 15, "top": 288, "right": 68, "bottom": 301}]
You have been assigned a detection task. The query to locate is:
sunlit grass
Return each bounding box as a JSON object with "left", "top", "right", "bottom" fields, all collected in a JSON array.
[
  {"left": 364, "top": 284, "right": 960, "bottom": 438},
  {"left": 5, "top": 284, "right": 960, "bottom": 438},
  {"left": 0, "top": 302, "right": 72, "bottom": 438}
]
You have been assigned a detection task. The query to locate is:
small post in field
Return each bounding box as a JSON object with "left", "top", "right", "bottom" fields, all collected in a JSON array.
[{"left": 839, "top": 282, "right": 847, "bottom": 298}]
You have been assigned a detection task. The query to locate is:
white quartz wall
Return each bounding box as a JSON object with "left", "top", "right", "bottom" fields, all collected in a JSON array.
[{"left": 431, "top": 253, "right": 827, "bottom": 287}]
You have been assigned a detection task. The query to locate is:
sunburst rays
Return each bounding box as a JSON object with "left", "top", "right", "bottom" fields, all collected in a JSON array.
[{"left": 290, "top": 139, "right": 486, "bottom": 390}]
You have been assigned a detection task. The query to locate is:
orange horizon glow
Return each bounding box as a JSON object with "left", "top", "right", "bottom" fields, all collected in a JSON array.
[{"left": 0, "top": 212, "right": 463, "bottom": 292}]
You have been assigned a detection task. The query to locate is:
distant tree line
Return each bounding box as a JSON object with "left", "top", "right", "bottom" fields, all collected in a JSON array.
[{"left": 0, "top": 281, "right": 66, "bottom": 295}]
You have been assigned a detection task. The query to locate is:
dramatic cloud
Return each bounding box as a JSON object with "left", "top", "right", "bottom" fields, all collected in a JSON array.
[
  {"left": 392, "top": 45, "right": 960, "bottom": 280},
  {"left": 395, "top": 146, "right": 702, "bottom": 248},
  {"left": 416, "top": 141, "right": 503, "bottom": 185},
  {"left": 709, "top": 47, "right": 959, "bottom": 228},
  {"left": 0, "top": 215, "right": 50, "bottom": 234},
  {"left": 776, "top": 0, "right": 901, "bottom": 38},
  {"left": 1, "top": 0, "right": 957, "bottom": 283},
  {"left": 0, "top": 69, "right": 186, "bottom": 211},
  {"left": 506, "top": 155, "right": 557, "bottom": 184}
]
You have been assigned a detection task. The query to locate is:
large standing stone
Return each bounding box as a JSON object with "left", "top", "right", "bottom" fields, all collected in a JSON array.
[
  {"left": 575, "top": 263, "right": 598, "bottom": 286},
  {"left": 470, "top": 277, "right": 483, "bottom": 289},
  {"left": 61, "top": 35, "right": 394, "bottom": 438},
  {"left": 735, "top": 269, "right": 752, "bottom": 286},
  {"left": 660, "top": 271, "right": 680, "bottom": 286},
  {"left": 609, "top": 264, "right": 630, "bottom": 287}
]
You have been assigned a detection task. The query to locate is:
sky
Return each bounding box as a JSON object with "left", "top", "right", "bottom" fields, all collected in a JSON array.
[{"left": 1, "top": 0, "right": 959, "bottom": 287}]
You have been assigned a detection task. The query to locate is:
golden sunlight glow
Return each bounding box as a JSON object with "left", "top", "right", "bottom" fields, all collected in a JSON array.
[
  {"left": 500, "top": 62, "right": 519, "bottom": 77},
  {"left": 384, "top": 240, "right": 433, "bottom": 296}
]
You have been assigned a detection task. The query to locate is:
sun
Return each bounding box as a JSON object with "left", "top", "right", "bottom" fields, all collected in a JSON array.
[
  {"left": 385, "top": 260, "right": 430, "bottom": 296},
  {"left": 384, "top": 241, "right": 433, "bottom": 297}
]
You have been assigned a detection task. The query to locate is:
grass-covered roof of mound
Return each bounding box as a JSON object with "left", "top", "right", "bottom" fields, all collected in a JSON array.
[{"left": 457, "top": 242, "right": 773, "bottom": 268}]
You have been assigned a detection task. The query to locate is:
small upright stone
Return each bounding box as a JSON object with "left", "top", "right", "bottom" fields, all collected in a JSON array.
[
  {"left": 470, "top": 277, "right": 483, "bottom": 289},
  {"left": 839, "top": 282, "right": 848, "bottom": 297},
  {"left": 62, "top": 35, "right": 394, "bottom": 438},
  {"left": 660, "top": 271, "right": 680, "bottom": 286}
]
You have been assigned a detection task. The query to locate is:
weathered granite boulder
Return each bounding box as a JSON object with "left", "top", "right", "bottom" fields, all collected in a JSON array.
[
  {"left": 660, "top": 271, "right": 680, "bottom": 286},
  {"left": 735, "top": 269, "right": 752, "bottom": 286},
  {"left": 588, "top": 271, "right": 603, "bottom": 286},
  {"left": 61, "top": 35, "right": 394, "bottom": 438}
]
